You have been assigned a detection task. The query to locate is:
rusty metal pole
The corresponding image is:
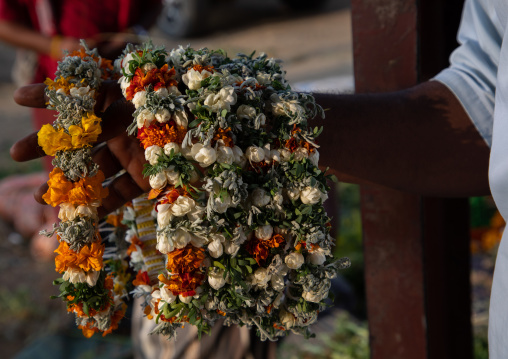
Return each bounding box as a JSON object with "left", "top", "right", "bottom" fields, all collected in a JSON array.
[{"left": 351, "top": 0, "right": 472, "bottom": 358}]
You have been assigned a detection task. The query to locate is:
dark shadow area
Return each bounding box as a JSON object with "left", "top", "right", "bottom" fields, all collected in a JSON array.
[{"left": 158, "top": 0, "right": 350, "bottom": 39}]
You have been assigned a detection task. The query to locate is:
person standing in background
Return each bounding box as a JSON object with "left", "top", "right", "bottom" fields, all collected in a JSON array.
[{"left": 0, "top": 0, "right": 162, "bottom": 259}]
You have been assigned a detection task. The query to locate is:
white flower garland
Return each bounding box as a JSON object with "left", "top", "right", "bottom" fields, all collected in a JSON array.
[{"left": 118, "top": 43, "right": 350, "bottom": 340}]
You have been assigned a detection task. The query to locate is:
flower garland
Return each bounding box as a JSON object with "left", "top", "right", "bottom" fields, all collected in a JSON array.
[
  {"left": 38, "top": 43, "right": 128, "bottom": 337},
  {"left": 117, "top": 43, "right": 350, "bottom": 340}
]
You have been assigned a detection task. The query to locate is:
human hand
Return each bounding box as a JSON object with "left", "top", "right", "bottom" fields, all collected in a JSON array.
[
  {"left": 10, "top": 82, "right": 151, "bottom": 217},
  {"left": 91, "top": 32, "right": 140, "bottom": 60}
]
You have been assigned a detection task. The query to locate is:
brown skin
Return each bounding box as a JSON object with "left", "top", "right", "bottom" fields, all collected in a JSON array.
[{"left": 9, "top": 80, "right": 491, "bottom": 217}]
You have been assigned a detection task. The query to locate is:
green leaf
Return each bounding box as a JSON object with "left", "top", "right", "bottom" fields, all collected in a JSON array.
[
  {"left": 83, "top": 302, "right": 89, "bottom": 316},
  {"left": 245, "top": 265, "right": 253, "bottom": 274},
  {"left": 214, "top": 261, "right": 226, "bottom": 270}
]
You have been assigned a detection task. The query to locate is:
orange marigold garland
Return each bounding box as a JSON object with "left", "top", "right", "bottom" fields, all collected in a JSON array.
[
  {"left": 117, "top": 43, "right": 350, "bottom": 341},
  {"left": 38, "top": 42, "right": 127, "bottom": 337}
]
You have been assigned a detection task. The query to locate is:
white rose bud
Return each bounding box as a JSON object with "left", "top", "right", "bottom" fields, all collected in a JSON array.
[
  {"left": 245, "top": 146, "right": 265, "bottom": 162},
  {"left": 280, "top": 148, "right": 292, "bottom": 161},
  {"left": 279, "top": 309, "right": 296, "bottom": 329},
  {"left": 271, "top": 273, "right": 285, "bottom": 292},
  {"left": 172, "top": 110, "right": 188, "bottom": 128},
  {"left": 160, "top": 285, "right": 176, "bottom": 304},
  {"left": 194, "top": 146, "right": 217, "bottom": 167},
  {"left": 165, "top": 167, "right": 180, "bottom": 186},
  {"left": 208, "top": 239, "right": 223, "bottom": 258},
  {"left": 157, "top": 206, "right": 173, "bottom": 227},
  {"left": 204, "top": 86, "right": 237, "bottom": 112},
  {"left": 187, "top": 205, "right": 206, "bottom": 222},
  {"left": 255, "top": 225, "right": 273, "bottom": 240},
  {"left": 136, "top": 108, "right": 155, "bottom": 129},
  {"left": 132, "top": 90, "right": 147, "bottom": 108},
  {"left": 58, "top": 203, "right": 77, "bottom": 222},
  {"left": 232, "top": 146, "right": 246, "bottom": 167},
  {"left": 190, "top": 234, "right": 207, "bottom": 248},
  {"left": 307, "top": 247, "right": 327, "bottom": 265},
  {"left": 155, "top": 108, "right": 171, "bottom": 123},
  {"left": 256, "top": 72, "right": 271, "bottom": 85},
  {"left": 237, "top": 104, "right": 257, "bottom": 119},
  {"left": 253, "top": 267, "right": 270, "bottom": 287},
  {"left": 164, "top": 142, "right": 180, "bottom": 155},
  {"left": 208, "top": 268, "right": 227, "bottom": 290},
  {"left": 156, "top": 231, "right": 175, "bottom": 254},
  {"left": 149, "top": 172, "right": 167, "bottom": 190},
  {"left": 181, "top": 145, "right": 193, "bottom": 160},
  {"left": 145, "top": 145, "right": 163, "bottom": 165},
  {"left": 300, "top": 187, "right": 323, "bottom": 205},
  {"left": 224, "top": 241, "right": 240, "bottom": 256},
  {"left": 285, "top": 252, "right": 305, "bottom": 269},
  {"left": 86, "top": 271, "right": 101, "bottom": 287},
  {"left": 182, "top": 68, "right": 212, "bottom": 90},
  {"left": 119, "top": 76, "right": 130, "bottom": 95},
  {"left": 75, "top": 205, "right": 97, "bottom": 219},
  {"left": 294, "top": 147, "right": 309, "bottom": 161},
  {"left": 174, "top": 228, "right": 192, "bottom": 248},
  {"left": 216, "top": 146, "right": 234, "bottom": 165},
  {"left": 302, "top": 291, "right": 326, "bottom": 303},
  {"left": 179, "top": 294, "right": 193, "bottom": 304},
  {"left": 142, "top": 62, "right": 157, "bottom": 72},
  {"left": 70, "top": 86, "right": 91, "bottom": 98},
  {"left": 167, "top": 85, "right": 181, "bottom": 96},
  {"left": 270, "top": 149, "right": 281, "bottom": 163},
  {"left": 309, "top": 149, "right": 320, "bottom": 167},
  {"left": 171, "top": 196, "right": 195, "bottom": 217},
  {"left": 155, "top": 87, "right": 169, "bottom": 98},
  {"left": 286, "top": 187, "right": 301, "bottom": 201},
  {"left": 252, "top": 188, "right": 271, "bottom": 207},
  {"left": 63, "top": 267, "right": 85, "bottom": 284}
]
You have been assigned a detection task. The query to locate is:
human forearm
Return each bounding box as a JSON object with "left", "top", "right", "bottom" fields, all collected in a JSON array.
[
  {"left": 313, "top": 81, "right": 490, "bottom": 197},
  {"left": 0, "top": 20, "right": 51, "bottom": 54}
]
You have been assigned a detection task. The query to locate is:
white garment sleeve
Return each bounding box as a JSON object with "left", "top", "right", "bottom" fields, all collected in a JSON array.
[{"left": 433, "top": 0, "right": 503, "bottom": 147}]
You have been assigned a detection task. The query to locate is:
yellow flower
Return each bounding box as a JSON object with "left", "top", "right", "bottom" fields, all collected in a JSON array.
[
  {"left": 68, "top": 114, "right": 102, "bottom": 148},
  {"left": 37, "top": 113, "right": 102, "bottom": 156},
  {"left": 38, "top": 124, "right": 72, "bottom": 156},
  {"left": 44, "top": 76, "right": 76, "bottom": 94}
]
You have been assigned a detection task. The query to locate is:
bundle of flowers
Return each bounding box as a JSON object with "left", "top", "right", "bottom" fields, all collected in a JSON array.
[
  {"left": 117, "top": 43, "right": 350, "bottom": 340},
  {"left": 38, "top": 43, "right": 129, "bottom": 337}
]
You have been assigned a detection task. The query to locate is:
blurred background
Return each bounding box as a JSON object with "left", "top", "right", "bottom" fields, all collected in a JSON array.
[{"left": 0, "top": 0, "right": 500, "bottom": 358}]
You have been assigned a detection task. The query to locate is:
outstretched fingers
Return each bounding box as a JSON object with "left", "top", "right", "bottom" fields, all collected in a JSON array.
[{"left": 14, "top": 84, "right": 47, "bottom": 108}]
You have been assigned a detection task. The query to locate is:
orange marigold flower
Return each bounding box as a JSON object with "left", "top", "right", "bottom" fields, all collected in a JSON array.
[
  {"left": 166, "top": 244, "right": 206, "bottom": 274},
  {"left": 212, "top": 127, "right": 234, "bottom": 148},
  {"left": 245, "top": 234, "right": 285, "bottom": 266},
  {"left": 190, "top": 64, "right": 214, "bottom": 73},
  {"left": 43, "top": 168, "right": 109, "bottom": 207},
  {"left": 54, "top": 240, "right": 105, "bottom": 273},
  {"left": 126, "top": 64, "right": 177, "bottom": 100},
  {"left": 105, "top": 213, "right": 124, "bottom": 227},
  {"left": 158, "top": 272, "right": 205, "bottom": 296},
  {"left": 133, "top": 270, "right": 151, "bottom": 286},
  {"left": 137, "top": 121, "right": 187, "bottom": 149},
  {"left": 79, "top": 323, "right": 99, "bottom": 338}
]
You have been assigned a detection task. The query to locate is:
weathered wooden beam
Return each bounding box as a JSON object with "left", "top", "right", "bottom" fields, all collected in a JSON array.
[{"left": 351, "top": 0, "right": 472, "bottom": 358}]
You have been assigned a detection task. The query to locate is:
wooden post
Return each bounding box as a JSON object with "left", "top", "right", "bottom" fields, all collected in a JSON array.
[{"left": 351, "top": 0, "right": 472, "bottom": 358}]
